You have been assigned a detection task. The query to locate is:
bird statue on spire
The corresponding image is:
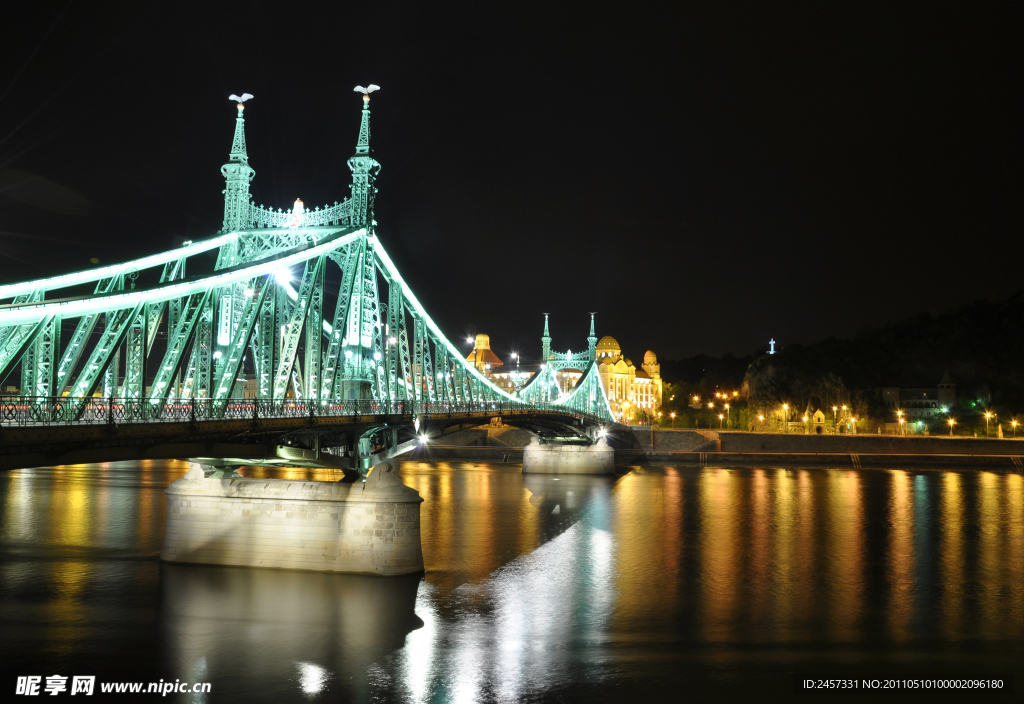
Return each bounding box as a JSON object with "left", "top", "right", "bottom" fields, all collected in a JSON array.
[
  {"left": 353, "top": 85, "right": 380, "bottom": 103},
  {"left": 229, "top": 93, "right": 254, "bottom": 109}
]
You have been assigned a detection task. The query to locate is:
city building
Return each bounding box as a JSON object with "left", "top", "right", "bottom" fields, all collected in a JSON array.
[
  {"left": 466, "top": 334, "right": 504, "bottom": 374},
  {"left": 595, "top": 336, "right": 663, "bottom": 419},
  {"left": 880, "top": 369, "right": 956, "bottom": 419},
  {"left": 469, "top": 318, "right": 664, "bottom": 421}
]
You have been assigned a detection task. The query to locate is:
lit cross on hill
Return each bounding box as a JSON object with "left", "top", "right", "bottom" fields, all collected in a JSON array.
[{"left": 769, "top": 339, "right": 776, "bottom": 354}]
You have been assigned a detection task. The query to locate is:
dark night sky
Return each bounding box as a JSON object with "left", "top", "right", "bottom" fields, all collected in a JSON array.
[{"left": 1, "top": 2, "right": 1019, "bottom": 365}]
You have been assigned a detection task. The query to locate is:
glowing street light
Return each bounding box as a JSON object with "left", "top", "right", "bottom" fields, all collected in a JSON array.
[
  {"left": 718, "top": 413, "right": 724, "bottom": 429},
  {"left": 782, "top": 403, "right": 788, "bottom": 434},
  {"left": 984, "top": 412, "right": 994, "bottom": 438},
  {"left": 833, "top": 405, "right": 838, "bottom": 434},
  {"left": 1011, "top": 419, "right": 1018, "bottom": 438},
  {"left": 948, "top": 417, "right": 956, "bottom": 437},
  {"left": 670, "top": 412, "right": 676, "bottom": 428}
]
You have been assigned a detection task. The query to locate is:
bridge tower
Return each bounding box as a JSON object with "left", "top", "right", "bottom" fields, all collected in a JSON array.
[
  {"left": 587, "top": 313, "right": 597, "bottom": 361},
  {"left": 220, "top": 99, "right": 255, "bottom": 233},
  {"left": 348, "top": 93, "right": 381, "bottom": 229},
  {"left": 541, "top": 314, "right": 551, "bottom": 364},
  {"left": 339, "top": 92, "right": 383, "bottom": 400}
]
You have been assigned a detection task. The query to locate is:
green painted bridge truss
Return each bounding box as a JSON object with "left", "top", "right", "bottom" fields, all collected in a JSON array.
[{"left": 0, "top": 92, "right": 615, "bottom": 429}]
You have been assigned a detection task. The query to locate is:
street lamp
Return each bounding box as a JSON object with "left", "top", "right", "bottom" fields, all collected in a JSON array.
[
  {"left": 896, "top": 409, "right": 904, "bottom": 436},
  {"left": 782, "top": 403, "right": 788, "bottom": 434},
  {"left": 758, "top": 414, "right": 765, "bottom": 432},
  {"left": 833, "top": 406, "right": 838, "bottom": 434},
  {"left": 984, "top": 412, "right": 993, "bottom": 438},
  {"left": 670, "top": 412, "right": 676, "bottom": 428},
  {"left": 948, "top": 417, "right": 956, "bottom": 437},
  {"left": 718, "top": 413, "right": 724, "bottom": 429},
  {"left": 1012, "top": 419, "right": 1019, "bottom": 438},
  {"left": 724, "top": 403, "right": 730, "bottom": 428}
]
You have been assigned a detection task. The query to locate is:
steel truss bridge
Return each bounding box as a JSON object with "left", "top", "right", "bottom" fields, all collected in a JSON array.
[{"left": 0, "top": 91, "right": 618, "bottom": 472}]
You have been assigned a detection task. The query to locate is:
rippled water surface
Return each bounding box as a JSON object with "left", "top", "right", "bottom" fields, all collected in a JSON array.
[{"left": 1, "top": 462, "right": 1022, "bottom": 702}]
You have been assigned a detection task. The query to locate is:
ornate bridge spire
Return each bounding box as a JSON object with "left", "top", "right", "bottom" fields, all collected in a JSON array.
[
  {"left": 588, "top": 312, "right": 597, "bottom": 361},
  {"left": 221, "top": 94, "right": 255, "bottom": 233},
  {"left": 349, "top": 86, "right": 382, "bottom": 229},
  {"left": 541, "top": 313, "right": 551, "bottom": 363}
]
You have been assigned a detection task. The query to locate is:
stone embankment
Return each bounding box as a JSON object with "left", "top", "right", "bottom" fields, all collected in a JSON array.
[{"left": 624, "top": 429, "right": 1024, "bottom": 469}]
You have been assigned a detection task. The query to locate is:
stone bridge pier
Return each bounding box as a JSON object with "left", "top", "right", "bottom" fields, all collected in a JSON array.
[
  {"left": 160, "top": 459, "right": 423, "bottom": 575},
  {"left": 521, "top": 436, "right": 615, "bottom": 474}
]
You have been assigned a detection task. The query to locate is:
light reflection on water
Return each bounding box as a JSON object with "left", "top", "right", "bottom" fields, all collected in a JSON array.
[{"left": 1, "top": 462, "right": 1022, "bottom": 701}]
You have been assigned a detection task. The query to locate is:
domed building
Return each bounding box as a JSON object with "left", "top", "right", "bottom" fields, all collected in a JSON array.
[
  {"left": 465, "top": 334, "right": 503, "bottom": 373},
  {"left": 531, "top": 315, "right": 664, "bottom": 422},
  {"left": 595, "top": 336, "right": 662, "bottom": 421}
]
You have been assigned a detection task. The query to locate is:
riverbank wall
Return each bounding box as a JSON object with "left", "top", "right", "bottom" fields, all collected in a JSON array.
[
  {"left": 161, "top": 461, "right": 424, "bottom": 575},
  {"left": 631, "top": 429, "right": 1024, "bottom": 456},
  {"left": 617, "top": 449, "right": 1023, "bottom": 470},
  {"left": 415, "top": 428, "right": 1024, "bottom": 471}
]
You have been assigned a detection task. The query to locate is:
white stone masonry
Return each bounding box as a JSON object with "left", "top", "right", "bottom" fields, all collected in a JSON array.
[{"left": 160, "top": 461, "right": 423, "bottom": 575}]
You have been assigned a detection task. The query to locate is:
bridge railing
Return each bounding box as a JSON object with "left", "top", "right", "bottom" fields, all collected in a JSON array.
[{"left": 0, "top": 396, "right": 609, "bottom": 428}]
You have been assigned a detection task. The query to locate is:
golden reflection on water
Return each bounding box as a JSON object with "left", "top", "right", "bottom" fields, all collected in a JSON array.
[
  {"left": 772, "top": 469, "right": 795, "bottom": 637},
  {"left": 977, "top": 471, "right": 1006, "bottom": 639},
  {"left": 747, "top": 469, "right": 770, "bottom": 627},
  {"left": 660, "top": 467, "right": 684, "bottom": 620},
  {"left": 826, "top": 470, "right": 863, "bottom": 641},
  {"left": 1006, "top": 474, "right": 1024, "bottom": 630},
  {"left": 940, "top": 471, "right": 964, "bottom": 638},
  {"left": 3, "top": 461, "right": 1024, "bottom": 700},
  {"left": 796, "top": 469, "right": 817, "bottom": 631},
  {"left": 699, "top": 468, "right": 740, "bottom": 641},
  {"left": 611, "top": 470, "right": 669, "bottom": 628},
  {"left": 888, "top": 470, "right": 914, "bottom": 641}
]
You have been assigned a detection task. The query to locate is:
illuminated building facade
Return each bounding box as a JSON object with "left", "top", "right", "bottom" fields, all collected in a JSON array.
[{"left": 595, "top": 336, "right": 662, "bottom": 419}]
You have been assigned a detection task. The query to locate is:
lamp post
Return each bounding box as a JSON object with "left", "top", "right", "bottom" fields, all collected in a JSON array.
[
  {"left": 984, "top": 412, "right": 993, "bottom": 438},
  {"left": 724, "top": 403, "right": 730, "bottom": 429},
  {"left": 782, "top": 403, "right": 788, "bottom": 434},
  {"left": 670, "top": 412, "right": 676, "bottom": 428},
  {"left": 896, "top": 409, "right": 903, "bottom": 436},
  {"left": 833, "top": 406, "right": 838, "bottom": 434},
  {"left": 948, "top": 418, "right": 956, "bottom": 437},
  {"left": 1012, "top": 419, "right": 1018, "bottom": 438},
  {"left": 718, "top": 413, "right": 724, "bottom": 429},
  {"left": 758, "top": 414, "right": 765, "bottom": 432}
]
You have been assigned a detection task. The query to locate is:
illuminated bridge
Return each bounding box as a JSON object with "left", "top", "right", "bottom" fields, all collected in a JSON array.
[{"left": 0, "top": 90, "right": 618, "bottom": 473}]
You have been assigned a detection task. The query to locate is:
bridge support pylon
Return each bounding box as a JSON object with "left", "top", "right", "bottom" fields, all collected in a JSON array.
[
  {"left": 521, "top": 436, "right": 615, "bottom": 475},
  {"left": 160, "top": 460, "right": 424, "bottom": 575}
]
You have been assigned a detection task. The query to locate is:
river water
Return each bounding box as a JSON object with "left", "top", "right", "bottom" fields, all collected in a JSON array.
[{"left": 1, "top": 461, "right": 1021, "bottom": 702}]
